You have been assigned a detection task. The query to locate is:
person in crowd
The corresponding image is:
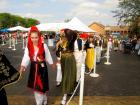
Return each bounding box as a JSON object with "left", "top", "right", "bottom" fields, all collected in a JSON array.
[
  {"left": 94, "top": 36, "right": 102, "bottom": 63},
  {"left": 84, "top": 35, "right": 95, "bottom": 74},
  {"left": 136, "top": 37, "right": 140, "bottom": 55},
  {"left": 113, "top": 38, "right": 119, "bottom": 51},
  {"left": 0, "top": 50, "right": 20, "bottom": 105},
  {"left": 102, "top": 36, "right": 108, "bottom": 57},
  {"left": 56, "top": 29, "right": 77, "bottom": 105},
  {"left": 108, "top": 37, "right": 113, "bottom": 51},
  {"left": 20, "top": 26, "right": 54, "bottom": 105},
  {"left": 0, "top": 88, "right": 8, "bottom": 105},
  {"left": 55, "top": 29, "right": 64, "bottom": 87},
  {"left": 131, "top": 36, "right": 137, "bottom": 52},
  {"left": 0, "top": 50, "right": 9, "bottom": 105},
  {"left": 73, "top": 31, "right": 83, "bottom": 82}
]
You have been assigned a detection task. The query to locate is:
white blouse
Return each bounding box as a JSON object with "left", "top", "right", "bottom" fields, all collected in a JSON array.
[
  {"left": 74, "top": 40, "right": 79, "bottom": 52},
  {"left": 21, "top": 44, "right": 53, "bottom": 68}
]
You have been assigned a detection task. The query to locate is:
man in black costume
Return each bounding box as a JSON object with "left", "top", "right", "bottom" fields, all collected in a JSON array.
[
  {"left": 0, "top": 50, "right": 20, "bottom": 105},
  {"left": 0, "top": 88, "right": 8, "bottom": 105}
]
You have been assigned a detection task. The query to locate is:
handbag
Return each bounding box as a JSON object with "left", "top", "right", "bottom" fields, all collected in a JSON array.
[{"left": 0, "top": 51, "right": 20, "bottom": 90}]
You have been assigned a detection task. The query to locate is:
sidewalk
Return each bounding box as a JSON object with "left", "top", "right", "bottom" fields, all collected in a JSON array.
[{"left": 8, "top": 95, "right": 140, "bottom": 105}]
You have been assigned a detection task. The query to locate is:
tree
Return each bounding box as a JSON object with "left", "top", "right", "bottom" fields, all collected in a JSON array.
[
  {"left": 113, "top": 0, "right": 140, "bottom": 36},
  {"left": 0, "top": 13, "right": 40, "bottom": 29},
  {"left": 25, "top": 18, "right": 40, "bottom": 27},
  {"left": 0, "top": 13, "right": 11, "bottom": 28}
]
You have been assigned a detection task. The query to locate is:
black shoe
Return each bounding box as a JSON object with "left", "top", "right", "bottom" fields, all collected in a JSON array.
[
  {"left": 56, "top": 84, "right": 61, "bottom": 87},
  {"left": 56, "top": 82, "right": 61, "bottom": 87},
  {"left": 67, "top": 92, "right": 73, "bottom": 96},
  {"left": 85, "top": 70, "right": 92, "bottom": 74}
]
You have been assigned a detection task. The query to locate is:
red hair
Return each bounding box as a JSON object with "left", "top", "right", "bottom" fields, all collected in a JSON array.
[{"left": 28, "top": 26, "right": 45, "bottom": 61}]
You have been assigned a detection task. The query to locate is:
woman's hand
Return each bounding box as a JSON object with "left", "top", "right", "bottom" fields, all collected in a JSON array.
[
  {"left": 19, "top": 66, "right": 26, "bottom": 73},
  {"left": 56, "top": 59, "right": 60, "bottom": 64},
  {"left": 50, "top": 64, "right": 56, "bottom": 70}
]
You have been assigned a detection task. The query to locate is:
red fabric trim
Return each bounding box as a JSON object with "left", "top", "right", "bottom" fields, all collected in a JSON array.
[
  {"left": 33, "top": 63, "right": 44, "bottom": 91},
  {"left": 34, "top": 64, "right": 38, "bottom": 89},
  {"left": 37, "top": 75, "right": 43, "bottom": 90}
]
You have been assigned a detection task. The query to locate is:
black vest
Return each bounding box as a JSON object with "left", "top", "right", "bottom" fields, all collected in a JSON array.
[{"left": 77, "top": 38, "right": 82, "bottom": 51}]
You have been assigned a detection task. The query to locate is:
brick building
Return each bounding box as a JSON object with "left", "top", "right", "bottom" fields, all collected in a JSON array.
[{"left": 89, "top": 22, "right": 131, "bottom": 36}]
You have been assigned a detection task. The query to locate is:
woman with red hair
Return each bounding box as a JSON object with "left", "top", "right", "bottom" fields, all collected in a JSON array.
[{"left": 20, "top": 26, "right": 54, "bottom": 105}]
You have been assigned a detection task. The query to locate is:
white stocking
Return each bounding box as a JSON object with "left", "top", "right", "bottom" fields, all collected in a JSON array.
[
  {"left": 34, "top": 92, "right": 44, "bottom": 105},
  {"left": 61, "top": 94, "right": 67, "bottom": 105}
]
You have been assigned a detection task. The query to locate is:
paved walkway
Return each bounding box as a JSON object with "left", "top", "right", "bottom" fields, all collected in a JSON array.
[
  {"left": 1, "top": 40, "right": 140, "bottom": 105},
  {"left": 8, "top": 96, "right": 140, "bottom": 105}
]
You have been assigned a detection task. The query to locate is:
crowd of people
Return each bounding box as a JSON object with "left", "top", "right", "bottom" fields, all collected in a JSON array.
[{"left": 0, "top": 26, "right": 140, "bottom": 105}]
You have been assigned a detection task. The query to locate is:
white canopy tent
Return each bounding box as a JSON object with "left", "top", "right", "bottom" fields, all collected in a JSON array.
[
  {"left": 36, "top": 17, "right": 95, "bottom": 32},
  {"left": 29, "top": 17, "right": 96, "bottom": 32},
  {"left": 67, "top": 17, "right": 96, "bottom": 32},
  {"left": 35, "top": 23, "right": 49, "bottom": 31},
  {"left": 8, "top": 26, "right": 29, "bottom": 31},
  {"left": 36, "top": 23, "right": 69, "bottom": 32}
]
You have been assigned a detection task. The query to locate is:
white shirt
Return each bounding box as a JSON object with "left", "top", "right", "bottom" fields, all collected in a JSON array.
[
  {"left": 74, "top": 40, "right": 79, "bottom": 52},
  {"left": 21, "top": 44, "right": 53, "bottom": 68}
]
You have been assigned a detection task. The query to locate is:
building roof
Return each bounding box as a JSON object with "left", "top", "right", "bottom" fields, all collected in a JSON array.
[
  {"left": 105, "top": 26, "right": 130, "bottom": 31},
  {"left": 89, "top": 22, "right": 105, "bottom": 29}
]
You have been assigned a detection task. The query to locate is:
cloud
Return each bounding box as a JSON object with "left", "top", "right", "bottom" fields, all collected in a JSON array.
[
  {"left": 79, "top": 2, "right": 99, "bottom": 8},
  {"left": 23, "top": 1, "right": 47, "bottom": 8},
  {"left": 14, "top": 13, "right": 54, "bottom": 23},
  {"left": 50, "top": 0, "right": 92, "bottom": 4},
  {"left": 104, "top": 0, "right": 119, "bottom": 6},
  {"left": 0, "top": 0, "right": 119, "bottom": 25},
  {"left": 98, "top": 0, "right": 119, "bottom": 10},
  {"left": 0, "top": 0, "right": 9, "bottom": 9},
  {"left": 64, "top": 0, "right": 119, "bottom": 25}
]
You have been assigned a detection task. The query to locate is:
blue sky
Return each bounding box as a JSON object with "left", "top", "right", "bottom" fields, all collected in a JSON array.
[{"left": 0, "top": 0, "right": 119, "bottom": 26}]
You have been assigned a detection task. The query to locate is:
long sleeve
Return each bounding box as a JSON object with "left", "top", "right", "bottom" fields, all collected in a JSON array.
[
  {"left": 44, "top": 44, "right": 53, "bottom": 65},
  {"left": 82, "top": 51, "right": 86, "bottom": 64},
  {"left": 21, "top": 47, "right": 30, "bottom": 68}
]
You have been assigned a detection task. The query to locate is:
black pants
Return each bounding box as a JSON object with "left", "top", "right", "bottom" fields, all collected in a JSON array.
[{"left": 0, "top": 88, "right": 8, "bottom": 105}]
